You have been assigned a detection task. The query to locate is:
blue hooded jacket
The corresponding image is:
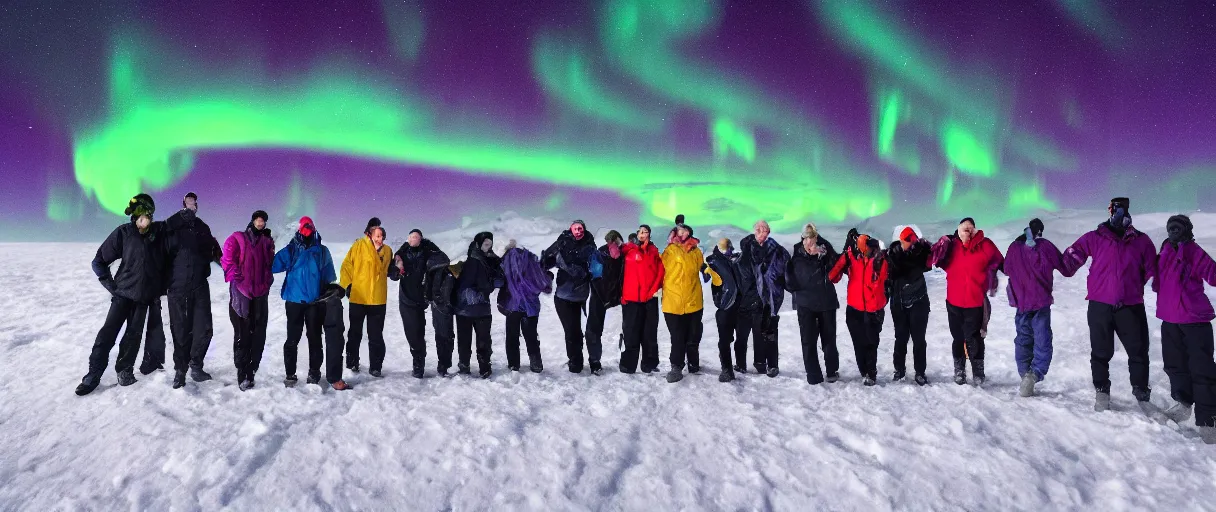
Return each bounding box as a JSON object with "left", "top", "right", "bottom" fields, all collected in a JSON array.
[{"left": 272, "top": 230, "right": 337, "bottom": 304}]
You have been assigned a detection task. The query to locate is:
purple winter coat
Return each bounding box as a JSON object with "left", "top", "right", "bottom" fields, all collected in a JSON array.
[
  {"left": 1060, "top": 223, "right": 1157, "bottom": 307},
  {"left": 1003, "top": 236, "right": 1063, "bottom": 313},
  {"left": 221, "top": 226, "right": 276, "bottom": 299},
  {"left": 1152, "top": 240, "right": 1216, "bottom": 324}
]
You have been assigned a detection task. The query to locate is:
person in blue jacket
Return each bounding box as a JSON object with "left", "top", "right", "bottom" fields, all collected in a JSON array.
[{"left": 272, "top": 216, "right": 337, "bottom": 387}]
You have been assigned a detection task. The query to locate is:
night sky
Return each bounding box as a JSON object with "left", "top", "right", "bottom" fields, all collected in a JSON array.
[{"left": 1, "top": 0, "right": 1214, "bottom": 240}]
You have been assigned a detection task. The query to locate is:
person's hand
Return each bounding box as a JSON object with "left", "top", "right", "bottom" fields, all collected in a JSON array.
[{"left": 395, "top": 255, "right": 405, "bottom": 274}]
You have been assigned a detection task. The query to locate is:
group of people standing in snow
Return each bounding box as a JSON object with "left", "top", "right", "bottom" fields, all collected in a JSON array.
[{"left": 76, "top": 193, "right": 1216, "bottom": 443}]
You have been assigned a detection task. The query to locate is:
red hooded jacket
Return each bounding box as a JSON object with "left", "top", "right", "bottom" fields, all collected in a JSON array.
[
  {"left": 621, "top": 241, "right": 665, "bottom": 304},
  {"left": 828, "top": 250, "right": 889, "bottom": 313},
  {"left": 932, "top": 231, "right": 1004, "bottom": 308}
]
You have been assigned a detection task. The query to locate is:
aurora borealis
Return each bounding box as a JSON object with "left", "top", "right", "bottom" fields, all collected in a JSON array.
[{"left": 1, "top": 1, "right": 1213, "bottom": 240}]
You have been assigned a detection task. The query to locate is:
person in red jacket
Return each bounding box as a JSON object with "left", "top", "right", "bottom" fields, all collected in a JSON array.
[
  {"left": 619, "top": 224, "right": 665, "bottom": 374},
  {"left": 829, "top": 232, "right": 889, "bottom": 386},
  {"left": 931, "top": 217, "right": 1005, "bottom": 386}
]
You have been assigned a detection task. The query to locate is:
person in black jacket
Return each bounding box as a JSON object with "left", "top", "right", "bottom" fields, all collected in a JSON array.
[
  {"left": 542, "top": 220, "right": 598, "bottom": 373},
  {"left": 585, "top": 230, "right": 625, "bottom": 375},
  {"left": 77, "top": 194, "right": 170, "bottom": 396},
  {"left": 785, "top": 223, "right": 841, "bottom": 384},
  {"left": 886, "top": 226, "right": 933, "bottom": 385},
  {"left": 455, "top": 232, "right": 504, "bottom": 378},
  {"left": 159, "top": 192, "right": 222, "bottom": 388},
  {"left": 739, "top": 220, "right": 791, "bottom": 377},
  {"left": 391, "top": 229, "right": 443, "bottom": 378},
  {"left": 424, "top": 247, "right": 456, "bottom": 376},
  {"left": 316, "top": 284, "right": 352, "bottom": 390},
  {"left": 703, "top": 238, "right": 750, "bottom": 382}
]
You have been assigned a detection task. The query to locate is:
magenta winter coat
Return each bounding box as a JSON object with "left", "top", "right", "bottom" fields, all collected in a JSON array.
[
  {"left": 1003, "top": 237, "right": 1063, "bottom": 313},
  {"left": 1152, "top": 240, "right": 1216, "bottom": 324},
  {"left": 1061, "top": 224, "right": 1157, "bottom": 307},
  {"left": 221, "top": 227, "right": 276, "bottom": 298}
]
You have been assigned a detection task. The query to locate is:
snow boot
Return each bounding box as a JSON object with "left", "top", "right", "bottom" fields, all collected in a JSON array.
[
  {"left": 331, "top": 380, "right": 351, "bottom": 391},
  {"left": 412, "top": 367, "right": 425, "bottom": 379},
  {"left": 863, "top": 374, "right": 876, "bottom": 387},
  {"left": 284, "top": 375, "right": 298, "bottom": 387},
  {"left": 306, "top": 372, "right": 322, "bottom": 385},
  {"left": 241, "top": 373, "right": 256, "bottom": 390},
  {"left": 117, "top": 369, "right": 137, "bottom": 387},
  {"left": 1164, "top": 401, "right": 1193, "bottom": 423},
  {"left": 766, "top": 367, "right": 780, "bottom": 378},
  {"left": 914, "top": 374, "right": 929, "bottom": 386},
  {"left": 190, "top": 366, "right": 213, "bottom": 382},
  {"left": 139, "top": 363, "right": 163, "bottom": 376},
  {"left": 826, "top": 372, "right": 840, "bottom": 383},
  {"left": 479, "top": 368, "right": 493, "bottom": 379},
  {"left": 369, "top": 369, "right": 383, "bottom": 378},
  {"left": 1132, "top": 386, "right": 1152, "bottom": 403},
  {"left": 438, "top": 367, "right": 452, "bottom": 378},
  {"left": 666, "top": 368, "right": 684, "bottom": 383},
  {"left": 172, "top": 370, "right": 187, "bottom": 389},
  {"left": 970, "top": 359, "right": 985, "bottom": 386},
  {"left": 1094, "top": 391, "right": 1111, "bottom": 412},
  {"left": 733, "top": 364, "right": 747, "bottom": 374},
  {"left": 892, "top": 370, "right": 906, "bottom": 382},
  {"left": 75, "top": 373, "right": 101, "bottom": 396},
  {"left": 719, "top": 367, "right": 736, "bottom": 383},
  {"left": 1019, "top": 372, "right": 1036, "bottom": 397},
  {"left": 953, "top": 359, "right": 967, "bottom": 385},
  {"left": 689, "top": 365, "right": 701, "bottom": 375},
  {"left": 590, "top": 362, "right": 602, "bottom": 375},
  {"left": 1201, "top": 425, "right": 1216, "bottom": 445},
  {"left": 754, "top": 362, "right": 767, "bottom": 375},
  {"left": 530, "top": 359, "right": 543, "bottom": 373},
  {"left": 457, "top": 363, "right": 471, "bottom": 375}
]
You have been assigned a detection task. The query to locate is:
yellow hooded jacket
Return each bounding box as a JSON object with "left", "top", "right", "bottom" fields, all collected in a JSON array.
[
  {"left": 339, "top": 236, "right": 393, "bottom": 305},
  {"left": 661, "top": 237, "right": 705, "bottom": 315}
]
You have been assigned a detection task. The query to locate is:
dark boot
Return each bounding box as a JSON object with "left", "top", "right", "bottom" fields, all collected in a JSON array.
[
  {"left": 139, "top": 363, "right": 163, "bottom": 375},
  {"left": 719, "top": 367, "right": 735, "bottom": 382},
  {"left": 953, "top": 358, "right": 967, "bottom": 385},
  {"left": 172, "top": 370, "right": 187, "bottom": 389},
  {"left": 117, "top": 369, "right": 137, "bottom": 386},
  {"left": 970, "top": 359, "right": 985, "bottom": 386},
  {"left": 412, "top": 359, "right": 425, "bottom": 379},
  {"left": 666, "top": 368, "right": 684, "bottom": 383},
  {"left": 529, "top": 358, "right": 543, "bottom": 373},
  {"left": 306, "top": 372, "right": 322, "bottom": 385},
  {"left": 75, "top": 373, "right": 101, "bottom": 396},
  {"left": 457, "top": 363, "right": 471, "bottom": 375},
  {"left": 190, "top": 365, "right": 213, "bottom": 382},
  {"left": 590, "top": 362, "right": 602, "bottom": 376},
  {"left": 892, "top": 370, "right": 906, "bottom": 382}
]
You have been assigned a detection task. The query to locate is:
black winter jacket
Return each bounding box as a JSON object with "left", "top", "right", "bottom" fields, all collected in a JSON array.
[
  {"left": 455, "top": 243, "right": 503, "bottom": 318},
  {"left": 590, "top": 244, "right": 624, "bottom": 308},
  {"left": 542, "top": 231, "right": 597, "bottom": 302},
  {"left": 92, "top": 221, "right": 170, "bottom": 304},
  {"left": 705, "top": 247, "right": 744, "bottom": 311},
  {"left": 164, "top": 209, "right": 221, "bottom": 295},
  {"left": 391, "top": 238, "right": 442, "bottom": 308},
  {"left": 885, "top": 239, "right": 932, "bottom": 308},
  {"left": 785, "top": 239, "right": 840, "bottom": 312}
]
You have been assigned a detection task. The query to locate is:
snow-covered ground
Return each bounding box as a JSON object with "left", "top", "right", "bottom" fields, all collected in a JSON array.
[{"left": 2, "top": 210, "right": 1215, "bottom": 510}]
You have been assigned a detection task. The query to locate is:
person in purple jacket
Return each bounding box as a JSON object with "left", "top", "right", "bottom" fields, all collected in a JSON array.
[
  {"left": 220, "top": 210, "right": 275, "bottom": 391},
  {"left": 1152, "top": 215, "right": 1216, "bottom": 443},
  {"left": 1002, "top": 218, "right": 1064, "bottom": 398},
  {"left": 1060, "top": 197, "right": 1158, "bottom": 414}
]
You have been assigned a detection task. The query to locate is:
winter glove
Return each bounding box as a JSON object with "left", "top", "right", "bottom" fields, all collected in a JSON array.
[
  {"left": 1023, "top": 227, "right": 1037, "bottom": 248},
  {"left": 345, "top": 285, "right": 353, "bottom": 300},
  {"left": 700, "top": 263, "right": 708, "bottom": 273}
]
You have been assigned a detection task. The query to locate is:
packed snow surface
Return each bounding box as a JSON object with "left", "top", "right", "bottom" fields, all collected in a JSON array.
[{"left": 2, "top": 210, "right": 1215, "bottom": 510}]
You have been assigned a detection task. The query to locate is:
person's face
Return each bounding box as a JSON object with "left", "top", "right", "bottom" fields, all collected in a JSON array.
[
  {"left": 254, "top": 218, "right": 266, "bottom": 230},
  {"left": 571, "top": 224, "right": 585, "bottom": 239},
  {"left": 637, "top": 227, "right": 650, "bottom": 244},
  {"left": 480, "top": 238, "right": 493, "bottom": 253},
  {"left": 754, "top": 224, "right": 770, "bottom": 244},
  {"left": 371, "top": 228, "right": 385, "bottom": 249},
  {"left": 802, "top": 236, "right": 817, "bottom": 253},
  {"left": 677, "top": 227, "right": 691, "bottom": 241},
  {"left": 958, "top": 222, "right": 976, "bottom": 242},
  {"left": 1168, "top": 223, "right": 1185, "bottom": 240},
  {"left": 184, "top": 197, "right": 198, "bottom": 212},
  {"left": 900, "top": 238, "right": 912, "bottom": 251},
  {"left": 135, "top": 215, "right": 151, "bottom": 231},
  {"left": 408, "top": 232, "right": 421, "bottom": 247}
]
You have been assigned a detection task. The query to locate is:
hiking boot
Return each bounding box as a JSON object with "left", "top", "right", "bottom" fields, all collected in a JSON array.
[
  {"left": 766, "top": 367, "right": 780, "bottom": 378},
  {"left": 369, "top": 369, "right": 383, "bottom": 378},
  {"left": 411, "top": 367, "right": 425, "bottom": 379},
  {"left": 568, "top": 361, "right": 583, "bottom": 374},
  {"left": 284, "top": 375, "right": 298, "bottom": 387},
  {"left": 306, "top": 372, "right": 322, "bottom": 385},
  {"left": 75, "top": 373, "right": 101, "bottom": 396},
  {"left": 1201, "top": 425, "right": 1216, "bottom": 445},
  {"left": 914, "top": 374, "right": 928, "bottom": 386},
  {"left": 892, "top": 370, "right": 906, "bottom": 382},
  {"left": 508, "top": 365, "right": 521, "bottom": 372},
  {"left": 438, "top": 367, "right": 452, "bottom": 378},
  {"left": 1019, "top": 372, "right": 1037, "bottom": 397},
  {"left": 826, "top": 372, "right": 840, "bottom": 383},
  {"left": 1164, "top": 402, "right": 1193, "bottom": 423},
  {"left": 589, "top": 362, "right": 602, "bottom": 374},
  {"left": 719, "top": 368, "right": 736, "bottom": 383},
  {"left": 1132, "top": 386, "right": 1152, "bottom": 403},
  {"left": 733, "top": 364, "right": 747, "bottom": 374},
  {"left": 190, "top": 366, "right": 213, "bottom": 382},
  {"left": 953, "top": 359, "right": 967, "bottom": 385},
  {"left": 666, "top": 368, "right": 684, "bottom": 383},
  {"left": 244, "top": 373, "right": 256, "bottom": 390},
  {"left": 479, "top": 368, "right": 493, "bottom": 379},
  {"left": 754, "top": 363, "right": 767, "bottom": 375},
  {"left": 139, "top": 363, "right": 163, "bottom": 376},
  {"left": 689, "top": 365, "right": 701, "bottom": 375},
  {"left": 331, "top": 380, "right": 351, "bottom": 391},
  {"left": 530, "top": 360, "right": 543, "bottom": 373},
  {"left": 808, "top": 373, "right": 824, "bottom": 385},
  {"left": 970, "top": 359, "right": 986, "bottom": 386},
  {"left": 457, "top": 363, "right": 471, "bottom": 375},
  {"left": 117, "top": 369, "right": 137, "bottom": 386},
  {"left": 1094, "top": 391, "right": 1111, "bottom": 412},
  {"left": 172, "top": 370, "right": 187, "bottom": 389}
]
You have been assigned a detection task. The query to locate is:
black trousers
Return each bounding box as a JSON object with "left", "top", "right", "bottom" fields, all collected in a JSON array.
[
  {"left": 584, "top": 298, "right": 612, "bottom": 368},
  {"left": 554, "top": 297, "right": 588, "bottom": 370},
  {"left": 845, "top": 306, "right": 883, "bottom": 378},
  {"left": 89, "top": 296, "right": 151, "bottom": 376},
  {"left": 1087, "top": 301, "right": 1150, "bottom": 393},
  {"left": 797, "top": 308, "right": 838, "bottom": 383},
  {"left": 431, "top": 305, "right": 455, "bottom": 371},
  {"left": 750, "top": 310, "right": 780, "bottom": 370},
  {"left": 456, "top": 315, "right": 493, "bottom": 372},
  {"left": 230, "top": 296, "right": 269, "bottom": 380},
  {"left": 892, "top": 297, "right": 930, "bottom": 375},
  {"left": 948, "top": 302, "right": 985, "bottom": 361},
  {"left": 399, "top": 304, "right": 428, "bottom": 366},
  {"left": 1162, "top": 321, "right": 1216, "bottom": 426},
  {"left": 665, "top": 310, "right": 704, "bottom": 370},
  {"left": 167, "top": 284, "right": 213, "bottom": 371},
  {"left": 619, "top": 298, "right": 660, "bottom": 373},
  {"left": 715, "top": 307, "right": 752, "bottom": 371},
  {"left": 506, "top": 312, "right": 542, "bottom": 369},
  {"left": 324, "top": 300, "right": 345, "bottom": 384},
  {"left": 347, "top": 303, "right": 387, "bottom": 372},
  {"left": 139, "top": 299, "right": 168, "bottom": 372},
  {"left": 284, "top": 301, "right": 324, "bottom": 377}
]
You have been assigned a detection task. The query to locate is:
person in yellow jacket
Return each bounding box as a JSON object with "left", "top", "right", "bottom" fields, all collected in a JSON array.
[
  {"left": 661, "top": 214, "right": 705, "bottom": 383},
  {"left": 339, "top": 218, "right": 396, "bottom": 377}
]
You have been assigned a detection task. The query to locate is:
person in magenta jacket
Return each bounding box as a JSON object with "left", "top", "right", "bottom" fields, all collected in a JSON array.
[
  {"left": 1060, "top": 197, "right": 1158, "bottom": 413},
  {"left": 220, "top": 210, "right": 275, "bottom": 390},
  {"left": 1152, "top": 215, "right": 1216, "bottom": 443},
  {"left": 1002, "top": 218, "right": 1064, "bottom": 397},
  {"left": 931, "top": 217, "right": 1004, "bottom": 386}
]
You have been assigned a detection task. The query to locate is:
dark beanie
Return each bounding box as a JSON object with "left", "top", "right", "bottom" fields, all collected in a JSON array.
[
  {"left": 251, "top": 210, "right": 269, "bottom": 223},
  {"left": 365, "top": 217, "right": 382, "bottom": 234},
  {"left": 124, "top": 193, "right": 156, "bottom": 217},
  {"left": 1167, "top": 215, "right": 1193, "bottom": 243},
  {"left": 1028, "top": 218, "right": 1044, "bottom": 238},
  {"left": 959, "top": 217, "right": 975, "bottom": 226},
  {"left": 1110, "top": 197, "right": 1130, "bottom": 211}
]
